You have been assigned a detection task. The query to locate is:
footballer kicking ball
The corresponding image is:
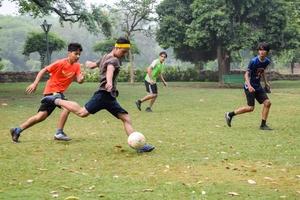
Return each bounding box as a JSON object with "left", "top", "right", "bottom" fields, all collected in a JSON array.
[{"left": 128, "top": 132, "right": 146, "bottom": 149}]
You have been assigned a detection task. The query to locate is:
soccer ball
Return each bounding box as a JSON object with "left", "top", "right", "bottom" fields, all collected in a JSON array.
[{"left": 128, "top": 132, "right": 146, "bottom": 149}]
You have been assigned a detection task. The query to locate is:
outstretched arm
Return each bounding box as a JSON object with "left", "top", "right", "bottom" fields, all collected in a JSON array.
[
  {"left": 160, "top": 74, "right": 167, "bottom": 86},
  {"left": 85, "top": 61, "right": 98, "bottom": 69},
  {"left": 26, "top": 67, "right": 48, "bottom": 94}
]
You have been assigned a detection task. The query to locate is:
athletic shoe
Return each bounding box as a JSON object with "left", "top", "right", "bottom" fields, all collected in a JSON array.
[
  {"left": 260, "top": 125, "right": 273, "bottom": 131},
  {"left": 145, "top": 107, "right": 153, "bottom": 112},
  {"left": 137, "top": 144, "right": 155, "bottom": 153},
  {"left": 10, "top": 128, "right": 20, "bottom": 143},
  {"left": 41, "top": 93, "right": 62, "bottom": 104},
  {"left": 135, "top": 100, "right": 141, "bottom": 111},
  {"left": 225, "top": 112, "right": 232, "bottom": 127},
  {"left": 54, "top": 132, "right": 72, "bottom": 141}
]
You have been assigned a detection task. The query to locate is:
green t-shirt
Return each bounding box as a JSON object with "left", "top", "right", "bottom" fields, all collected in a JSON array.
[{"left": 145, "top": 59, "right": 165, "bottom": 83}]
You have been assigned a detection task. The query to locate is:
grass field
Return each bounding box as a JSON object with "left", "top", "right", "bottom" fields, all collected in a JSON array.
[{"left": 0, "top": 81, "right": 299, "bottom": 200}]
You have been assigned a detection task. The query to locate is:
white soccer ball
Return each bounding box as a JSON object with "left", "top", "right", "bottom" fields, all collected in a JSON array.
[{"left": 128, "top": 132, "right": 146, "bottom": 149}]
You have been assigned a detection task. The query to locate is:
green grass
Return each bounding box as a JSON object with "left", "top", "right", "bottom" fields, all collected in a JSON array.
[{"left": 0, "top": 81, "right": 300, "bottom": 200}]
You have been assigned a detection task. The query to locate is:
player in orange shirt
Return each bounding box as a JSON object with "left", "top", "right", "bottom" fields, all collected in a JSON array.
[{"left": 10, "top": 43, "right": 84, "bottom": 143}]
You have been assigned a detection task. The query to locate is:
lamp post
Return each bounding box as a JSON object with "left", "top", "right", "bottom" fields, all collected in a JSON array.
[{"left": 41, "top": 20, "right": 52, "bottom": 66}]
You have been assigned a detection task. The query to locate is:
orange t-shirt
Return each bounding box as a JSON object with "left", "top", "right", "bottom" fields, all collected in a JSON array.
[{"left": 43, "top": 58, "right": 81, "bottom": 94}]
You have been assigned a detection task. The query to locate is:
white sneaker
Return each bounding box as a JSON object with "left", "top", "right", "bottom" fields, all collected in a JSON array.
[{"left": 54, "top": 132, "right": 72, "bottom": 141}]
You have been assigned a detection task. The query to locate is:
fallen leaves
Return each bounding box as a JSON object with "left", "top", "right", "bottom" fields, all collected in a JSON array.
[
  {"left": 247, "top": 179, "right": 256, "bottom": 185},
  {"left": 228, "top": 192, "right": 239, "bottom": 196}
]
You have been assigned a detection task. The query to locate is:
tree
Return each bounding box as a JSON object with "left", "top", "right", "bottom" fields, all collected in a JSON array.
[
  {"left": 156, "top": 0, "right": 216, "bottom": 72},
  {"left": 157, "top": 0, "right": 290, "bottom": 83},
  {"left": 23, "top": 32, "right": 66, "bottom": 68},
  {"left": 3, "top": 0, "right": 112, "bottom": 37},
  {"left": 113, "top": 0, "right": 157, "bottom": 83},
  {"left": 279, "top": 0, "right": 300, "bottom": 73}
]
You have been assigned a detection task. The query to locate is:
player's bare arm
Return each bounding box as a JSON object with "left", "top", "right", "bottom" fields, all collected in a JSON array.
[
  {"left": 26, "top": 67, "right": 48, "bottom": 94},
  {"left": 105, "top": 64, "right": 115, "bottom": 92}
]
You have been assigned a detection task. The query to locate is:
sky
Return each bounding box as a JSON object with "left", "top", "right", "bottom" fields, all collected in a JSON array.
[{"left": 0, "top": 0, "right": 118, "bottom": 15}]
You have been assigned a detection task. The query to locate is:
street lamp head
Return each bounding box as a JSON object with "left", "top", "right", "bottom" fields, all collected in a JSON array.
[{"left": 41, "top": 20, "right": 52, "bottom": 33}]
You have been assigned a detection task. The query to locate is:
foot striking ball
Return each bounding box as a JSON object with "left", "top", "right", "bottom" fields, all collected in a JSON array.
[{"left": 128, "top": 132, "right": 146, "bottom": 149}]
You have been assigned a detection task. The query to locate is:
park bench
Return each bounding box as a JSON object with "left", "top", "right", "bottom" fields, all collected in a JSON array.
[{"left": 222, "top": 74, "right": 244, "bottom": 86}]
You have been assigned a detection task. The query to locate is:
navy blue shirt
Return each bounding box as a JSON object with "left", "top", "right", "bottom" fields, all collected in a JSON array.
[{"left": 244, "top": 56, "right": 270, "bottom": 91}]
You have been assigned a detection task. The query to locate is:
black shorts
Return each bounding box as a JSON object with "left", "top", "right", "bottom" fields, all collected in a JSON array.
[
  {"left": 38, "top": 93, "right": 66, "bottom": 115},
  {"left": 244, "top": 88, "right": 269, "bottom": 106},
  {"left": 144, "top": 80, "right": 158, "bottom": 94},
  {"left": 84, "top": 90, "right": 128, "bottom": 118}
]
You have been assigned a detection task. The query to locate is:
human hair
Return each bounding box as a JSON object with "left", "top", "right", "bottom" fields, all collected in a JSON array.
[
  {"left": 159, "top": 51, "right": 168, "bottom": 58},
  {"left": 257, "top": 42, "right": 270, "bottom": 52},
  {"left": 116, "top": 37, "right": 130, "bottom": 45},
  {"left": 68, "top": 43, "right": 83, "bottom": 52}
]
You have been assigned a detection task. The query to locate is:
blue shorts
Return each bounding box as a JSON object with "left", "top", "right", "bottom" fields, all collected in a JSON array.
[{"left": 84, "top": 90, "right": 128, "bottom": 118}]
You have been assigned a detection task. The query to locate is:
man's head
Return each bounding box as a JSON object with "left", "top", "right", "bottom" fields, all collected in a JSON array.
[
  {"left": 113, "top": 37, "right": 131, "bottom": 58},
  {"left": 67, "top": 43, "right": 83, "bottom": 63},
  {"left": 159, "top": 51, "right": 167, "bottom": 62},
  {"left": 257, "top": 42, "right": 270, "bottom": 58}
]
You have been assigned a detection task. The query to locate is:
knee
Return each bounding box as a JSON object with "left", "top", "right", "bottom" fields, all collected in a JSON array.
[
  {"left": 264, "top": 100, "right": 271, "bottom": 107},
  {"left": 35, "top": 113, "right": 48, "bottom": 122},
  {"left": 246, "top": 106, "right": 255, "bottom": 112},
  {"left": 78, "top": 112, "right": 89, "bottom": 118},
  {"left": 78, "top": 108, "right": 89, "bottom": 118}
]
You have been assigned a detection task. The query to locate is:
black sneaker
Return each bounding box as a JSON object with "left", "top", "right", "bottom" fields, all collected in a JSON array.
[
  {"left": 260, "top": 125, "right": 273, "bottom": 130},
  {"left": 54, "top": 132, "right": 72, "bottom": 141},
  {"left": 225, "top": 112, "right": 232, "bottom": 127},
  {"left": 10, "top": 128, "right": 20, "bottom": 143},
  {"left": 145, "top": 107, "right": 152, "bottom": 112},
  {"left": 135, "top": 100, "right": 141, "bottom": 111},
  {"left": 137, "top": 144, "right": 155, "bottom": 153},
  {"left": 41, "top": 93, "right": 62, "bottom": 104}
]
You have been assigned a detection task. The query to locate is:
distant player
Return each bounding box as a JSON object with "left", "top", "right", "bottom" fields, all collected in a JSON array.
[
  {"left": 40, "top": 37, "right": 155, "bottom": 153},
  {"left": 10, "top": 43, "right": 84, "bottom": 142},
  {"left": 135, "top": 51, "right": 168, "bottom": 112},
  {"left": 225, "top": 42, "right": 272, "bottom": 130}
]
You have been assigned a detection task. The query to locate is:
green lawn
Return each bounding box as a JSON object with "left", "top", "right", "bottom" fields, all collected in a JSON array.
[{"left": 0, "top": 81, "right": 299, "bottom": 200}]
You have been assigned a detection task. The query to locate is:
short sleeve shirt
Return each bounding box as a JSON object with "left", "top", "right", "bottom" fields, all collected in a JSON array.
[
  {"left": 43, "top": 58, "right": 81, "bottom": 94},
  {"left": 96, "top": 52, "right": 121, "bottom": 91},
  {"left": 244, "top": 56, "right": 270, "bottom": 90},
  {"left": 145, "top": 59, "right": 165, "bottom": 83}
]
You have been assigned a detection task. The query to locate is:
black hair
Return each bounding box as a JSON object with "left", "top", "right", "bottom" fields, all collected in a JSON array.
[
  {"left": 68, "top": 43, "right": 83, "bottom": 52},
  {"left": 159, "top": 51, "right": 168, "bottom": 58},
  {"left": 116, "top": 37, "right": 130, "bottom": 44},
  {"left": 257, "top": 42, "right": 270, "bottom": 52}
]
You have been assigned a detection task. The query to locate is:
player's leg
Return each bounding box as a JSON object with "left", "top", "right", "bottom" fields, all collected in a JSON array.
[
  {"left": 55, "top": 99, "right": 89, "bottom": 118},
  {"left": 118, "top": 113, "right": 134, "bottom": 136},
  {"left": 54, "top": 108, "right": 72, "bottom": 141},
  {"left": 109, "top": 99, "right": 155, "bottom": 153},
  {"left": 41, "top": 93, "right": 90, "bottom": 117},
  {"left": 135, "top": 81, "right": 155, "bottom": 111},
  {"left": 225, "top": 89, "right": 255, "bottom": 127},
  {"left": 10, "top": 108, "right": 50, "bottom": 143},
  {"left": 257, "top": 91, "right": 272, "bottom": 130},
  {"left": 145, "top": 83, "right": 158, "bottom": 112}
]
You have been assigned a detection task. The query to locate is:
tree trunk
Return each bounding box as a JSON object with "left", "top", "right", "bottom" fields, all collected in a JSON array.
[
  {"left": 217, "top": 44, "right": 230, "bottom": 84},
  {"left": 291, "top": 60, "right": 295, "bottom": 74}
]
